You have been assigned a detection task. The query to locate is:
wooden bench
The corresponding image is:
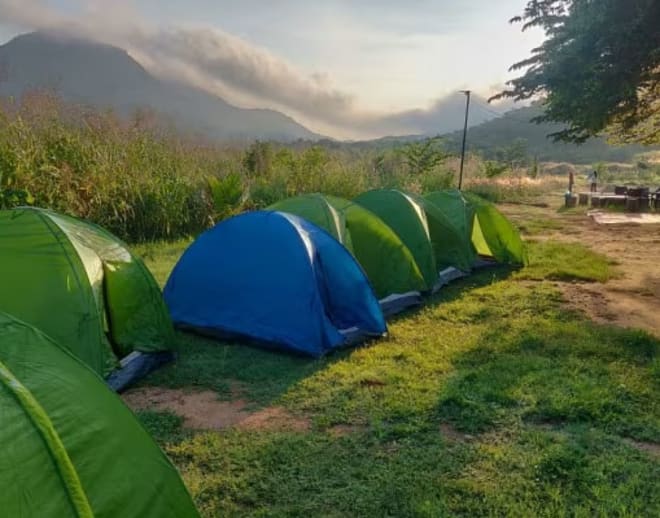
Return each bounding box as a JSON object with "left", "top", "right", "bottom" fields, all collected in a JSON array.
[{"left": 599, "top": 195, "right": 627, "bottom": 208}]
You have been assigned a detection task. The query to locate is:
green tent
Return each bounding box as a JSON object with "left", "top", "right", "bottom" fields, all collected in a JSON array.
[
  {"left": 0, "top": 311, "right": 200, "bottom": 517},
  {"left": 462, "top": 192, "right": 527, "bottom": 264},
  {"left": 0, "top": 208, "right": 174, "bottom": 378},
  {"left": 409, "top": 193, "right": 476, "bottom": 273},
  {"left": 425, "top": 190, "right": 526, "bottom": 265},
  {"left": 269, "top": 194, "right": 426, "bottom": 299},
  {"left": 423, "top": 190, "right": 476, "bottom": 259},
  {"left": 268, "top": 192, "right": 351, "bottom": 246},
  {"left": 354, "top": 190, "right": 437, "bottom": 290}
]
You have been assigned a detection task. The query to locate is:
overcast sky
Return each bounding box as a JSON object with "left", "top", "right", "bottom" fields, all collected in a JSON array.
[{"left": 0, "top": 0, "right": 544, "bottom": 137}]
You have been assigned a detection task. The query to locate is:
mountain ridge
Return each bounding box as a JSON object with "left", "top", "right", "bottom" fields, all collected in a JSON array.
[{"left": 0, "top": 31, "right": 322, "bottom": 142}]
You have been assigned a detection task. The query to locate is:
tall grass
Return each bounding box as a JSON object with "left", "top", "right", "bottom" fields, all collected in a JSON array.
[
  {"left": 0, "top": 94, "right": 216, "bottom": 241},
  {"left": 0, "top": 93, "right": 566, "bottom": 241},
  {"left": 465, "top": 175, "right": 567, "bottom": 203}
]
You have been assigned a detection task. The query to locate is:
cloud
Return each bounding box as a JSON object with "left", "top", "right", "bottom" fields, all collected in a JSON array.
[
  {"left": 0, "top": 0, "right": 376, "bottom": 134},
  {"left": 0, "top": 0, "right": 512, "bottom": 138},
  {"left": 132, "top": 26, "right": 357, "bottom": 122}
]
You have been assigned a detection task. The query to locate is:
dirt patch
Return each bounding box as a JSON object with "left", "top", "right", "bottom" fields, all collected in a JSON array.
[
  {"left": 439, "top": 423, "right": 474, "bottom": 442},
  {"left": 238, "top": 406, "right": 310, "bottom": 432},
  {"left": 123, "top": 387, "right": 310, "bottom": 432},
  {"left": 502, "top": 202, "right": 660, "bottom": 337},
  {"left": 554, "top": 220, "right": 660, "bottom": 336},
  {"left": 626, "top": 439, "right": 660, "bottom": 459},
  {"left": 562, "top": 281, "right": 660, "bottom": 336}
]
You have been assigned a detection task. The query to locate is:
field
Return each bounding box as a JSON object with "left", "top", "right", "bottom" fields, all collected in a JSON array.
[
  {"left": 125, "top": 197, "right": 660, "bottom": 517},
  {"left": 3, "top": 97, "right": 659, "bottom": 516}
]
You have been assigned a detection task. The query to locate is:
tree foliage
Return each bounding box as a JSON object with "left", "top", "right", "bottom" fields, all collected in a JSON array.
[
  {"left": 492, "top": 0, "right": 660, "bottom": 144},
  {"left": 401, "top": 136, "right": 449, "bottom": 176}
]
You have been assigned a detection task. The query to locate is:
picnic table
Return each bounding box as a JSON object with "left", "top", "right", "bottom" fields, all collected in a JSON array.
[{"left": 576, "top": 186, "right": 660, "bottom": 212}]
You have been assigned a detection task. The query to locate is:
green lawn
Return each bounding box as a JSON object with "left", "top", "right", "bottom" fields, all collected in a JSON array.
[{"left": 134, "top": 219, "right": 659, "bottom": 517}]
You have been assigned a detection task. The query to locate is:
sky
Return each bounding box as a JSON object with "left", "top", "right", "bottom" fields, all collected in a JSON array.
[{"left": 0, "top": 0, "right": 544, "bottom": 138}]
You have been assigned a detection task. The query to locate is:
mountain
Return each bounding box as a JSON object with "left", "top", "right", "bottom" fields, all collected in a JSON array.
[
  {"left": 441, "top": 105, "right": 652, "bottom": 164},
  {"left": 0, "top": 32, "right": 320, "bottom": 141},
  {"left": 379, "top": 94, "right": 507, "bottom": 136}
]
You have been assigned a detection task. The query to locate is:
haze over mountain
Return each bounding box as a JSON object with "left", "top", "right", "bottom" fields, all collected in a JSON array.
[
  {"left": 0, "top": 32, "right": 505, "bottom": 142},
  {"left": 0, "top": 32, "right": 321, "bottom": 141}
]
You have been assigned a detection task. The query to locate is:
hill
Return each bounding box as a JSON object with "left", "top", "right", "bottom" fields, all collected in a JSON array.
[
  {"left": 441, "top": 105, "right": 652, "bottom": 164},
  {"left": 0, "top": 32, "right": 320, "bottom": 142}
]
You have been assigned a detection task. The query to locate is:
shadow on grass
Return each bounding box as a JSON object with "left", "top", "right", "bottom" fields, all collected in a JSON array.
[
  {"left": 163, "top": 300, "right": 660, "bottom": 517},
  {"left": 141, "top": 240, "right": 619, "bottom": 415},
  {"left": 435, "top": 313, "right": 659, "bottom": 442},
  {"left": 388, "top": 264, "right": 517, "bottom": 324},
  {"left": 143, "top": 253, "right": 659, "bottom": 517},
  {"left": 142, "top": 265, "right": 516, "bottom": 406}
]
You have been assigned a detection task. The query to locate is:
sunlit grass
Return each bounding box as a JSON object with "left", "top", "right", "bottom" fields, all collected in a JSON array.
[
  {"left": 136, "top": 236, "right": 658, "bottom": 517},
  {"left": 517, "top": 240, "right": 619, "bottom": 283}
]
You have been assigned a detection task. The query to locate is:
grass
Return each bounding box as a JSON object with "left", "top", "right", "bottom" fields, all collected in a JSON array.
[
  {"left": 133, "top": 239, "right": 191, "bottom": 286},
  {"left": 2, "top": 93, "right": 573, "bottom": 243},
  {"left": 517, "top": 240, "right": 618, "bottom": 283},
  {"left": 517, "top": 216, "right": 566, "bottom": 236},
  {"left": 134, "top": 229, "right": 659, "bottom": 517}
]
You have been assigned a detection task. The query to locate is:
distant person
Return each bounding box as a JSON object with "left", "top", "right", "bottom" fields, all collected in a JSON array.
[
  {"left": 568, "top": 171, "right": 574, "bottom": 194},
  {"left": 588, "top": 170, "right": 598, "bottom": 193}
]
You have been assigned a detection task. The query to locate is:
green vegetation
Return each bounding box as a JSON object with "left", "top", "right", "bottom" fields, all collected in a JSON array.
[
  {"left": 464, "top": 176, "right": 566, "bottom": 204},
  {"left": 497, "top": 0, "right": 660, "bottom": 144},
  {"left": 517, "top": 241, "right": 618, "bottom": 283},
  {"left": 3, "top": 95, "right": 656, "bottom": 245},
  {"left": 0, "top": 95, "right": 459, "bottom": 242},
  {"left": 517, "top": 217, "right": 565, "bottom": 236},
  {"left": 1, "top": 95, "right": 657, "bottom": 516},
  {"left": 133, "top": 234, "right": 658, "bottom": 517},
  {"left": 442, "top": 106, "right": 655, "bottom": 164}
]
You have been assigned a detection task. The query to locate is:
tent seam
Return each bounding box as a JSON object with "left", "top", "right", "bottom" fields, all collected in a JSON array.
[{"left": 0, "top": 359, "right": 94, "bottom": 518}]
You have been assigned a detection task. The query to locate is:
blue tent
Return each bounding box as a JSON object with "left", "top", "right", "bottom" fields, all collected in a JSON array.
[{"left": 164, "top": 211, "right": 387, "bottom": 356}]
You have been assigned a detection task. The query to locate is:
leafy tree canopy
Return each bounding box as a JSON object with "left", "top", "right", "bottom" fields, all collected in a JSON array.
[{"left": 492, "top": 0, "right": 660, "bottom": 144}]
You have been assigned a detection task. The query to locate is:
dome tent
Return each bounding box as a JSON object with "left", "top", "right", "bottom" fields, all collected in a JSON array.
[
  {"left": 423, "top": 190, "right": 477, "bottom": 264},
  {"left": 268, "top": 193, "right": 351, "bottom": 247},
  {"left": 462, "top": 192, "right": 527, "bottom": 265},
  {"left": 0, "top": 208, "right": 174, "bottom": 390},
  {"left": 0, "top": 311, "right": 200, "bottom": 518},
  {"left": 269, "top": 194, "right": 425, "bottom": 314},
  {"left": 354, "top": 189, "right": 438, "bottom": 291},
  {"left": 164, "top": 211, "right": 387, "bottom": 356},
  {"left": 405, "top": 192, "right": 476, "bottom": 273},
  {"left": 424, "top": 190, "right": 526, "bottom": 265}
]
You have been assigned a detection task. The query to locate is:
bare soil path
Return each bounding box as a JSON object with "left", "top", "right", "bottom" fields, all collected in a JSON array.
[
  {"left": 124, "top": 387, "right": 311, "bottom": 432},
  {"left": 503, "top": 200, "right": 660, "bottom": 336}
]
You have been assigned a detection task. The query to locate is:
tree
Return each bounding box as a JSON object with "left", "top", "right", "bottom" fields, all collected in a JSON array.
[
  {"left": 494, "top": 138, "right": 529, "bottom": 169},
  {"left": 243, "top": 141, "right": 273, "bottom": 177},
  {"left": 492, "top": 0, "right": 660, "bottom": 144},
  {"left": 401, "top": 136, "right": 449, "bottom": 176}
]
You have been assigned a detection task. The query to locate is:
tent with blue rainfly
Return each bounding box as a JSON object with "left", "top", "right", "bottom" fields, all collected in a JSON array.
[
  {"left": 0, "top": 207, "right": 175, "bottom": 391},
  {"left": 164, "top": 211, "right": 387, "bottom": 357},
  {"left": 424, "top": 190, "right": 527, "bottom": 266},
  {"left": 269, "top": 194, "right": 425, "bottom": 314},
  {"left": 0, "top": 311, "right": 200, "bottom": 518}
]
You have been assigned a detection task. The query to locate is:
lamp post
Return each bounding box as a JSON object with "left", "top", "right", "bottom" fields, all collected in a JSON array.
[{"left": 458, "top": 90, "right": 471, "bottom": 190}]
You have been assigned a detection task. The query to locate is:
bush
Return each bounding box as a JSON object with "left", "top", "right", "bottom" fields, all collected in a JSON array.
[
  {"left": 208, "top": 173, "right": 245, "bottom": 219},
  {"left": 0, "top": 93, "right": 569, "bottom": 241}
]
